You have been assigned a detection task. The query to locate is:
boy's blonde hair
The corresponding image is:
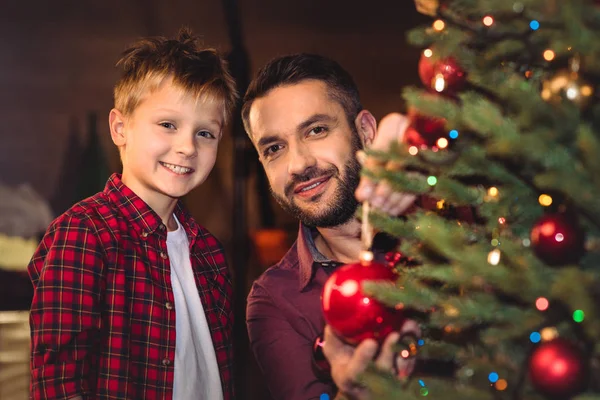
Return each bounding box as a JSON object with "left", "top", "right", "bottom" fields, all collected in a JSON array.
[{"left": 114, "top": 27, "right": 238, "bottom": 121}]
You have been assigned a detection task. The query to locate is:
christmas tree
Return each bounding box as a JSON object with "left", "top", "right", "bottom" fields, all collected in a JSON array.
[{"left": 353, "top": 0, "right": 600, "bottom": 398}]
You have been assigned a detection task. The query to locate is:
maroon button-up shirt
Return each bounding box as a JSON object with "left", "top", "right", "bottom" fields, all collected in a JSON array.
[
  {"left": 28, "top": 173, "right": 234, "bottom": 400},
  {"left": 246, "top": 224, "right": 395, "bottom": 400}
]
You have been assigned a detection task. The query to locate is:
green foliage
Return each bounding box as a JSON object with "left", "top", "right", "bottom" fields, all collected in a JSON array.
[{"left": 360, "top": 0, "right": 600, "bottom": 398}]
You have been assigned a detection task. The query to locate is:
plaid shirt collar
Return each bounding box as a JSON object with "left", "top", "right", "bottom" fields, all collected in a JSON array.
[{"left": 104, "top": 173, "right": 199, "bottom": 240}]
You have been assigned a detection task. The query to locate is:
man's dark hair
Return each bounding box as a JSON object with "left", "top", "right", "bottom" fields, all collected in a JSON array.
[{"left": 241, "top": 53, "right": 362, "bottom": 136}]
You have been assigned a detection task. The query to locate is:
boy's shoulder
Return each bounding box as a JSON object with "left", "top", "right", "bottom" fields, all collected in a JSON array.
[{"left": 49, "top": 190, "right": 118, "bottom": 234}]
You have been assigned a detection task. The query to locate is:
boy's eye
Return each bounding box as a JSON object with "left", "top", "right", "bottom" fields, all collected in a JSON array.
[
  {"left": 197, "top": 130, "right": 216, "bottom": 139},
  {"left": 160, "top": 122, "right": 175, "bottom": 129}
]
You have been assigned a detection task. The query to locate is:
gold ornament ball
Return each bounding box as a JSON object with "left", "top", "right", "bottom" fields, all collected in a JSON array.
[{"left": 541, "top": 69, "right": 594, "bottom": 108}]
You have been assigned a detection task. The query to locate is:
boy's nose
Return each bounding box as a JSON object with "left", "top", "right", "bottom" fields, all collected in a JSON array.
[{"left": 175, "top": 135, "right": 197, "bottom": 157}]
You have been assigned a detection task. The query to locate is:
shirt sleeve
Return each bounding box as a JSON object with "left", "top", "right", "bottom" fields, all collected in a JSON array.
[
  {"left": 28, "top": 213, "right": 105, "bottom": 399},
  {"left": 246, "top": 283, "right": 335, "bottom": 400}
]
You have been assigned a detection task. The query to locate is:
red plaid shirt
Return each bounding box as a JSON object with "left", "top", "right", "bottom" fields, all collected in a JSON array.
[{"left": 28, "top": 174, "right": 234, "bottom": 400}]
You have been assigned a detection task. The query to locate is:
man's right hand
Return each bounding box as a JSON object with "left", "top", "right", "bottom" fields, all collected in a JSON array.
[{"left": 322, "top": 320, "right": 420, "bottom": 400}]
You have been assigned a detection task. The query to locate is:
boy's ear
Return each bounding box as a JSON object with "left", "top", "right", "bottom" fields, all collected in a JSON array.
[
  {"left": 109, "top": 108, "right": 127, "bottom": 146},
  {"left": 354, "top": 110, "right": 377, "bottom": 147}
]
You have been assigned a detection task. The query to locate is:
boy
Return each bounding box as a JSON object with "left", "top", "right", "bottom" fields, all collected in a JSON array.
[{"left": 27, "top": 28, "right": 237, "bottom": 400}]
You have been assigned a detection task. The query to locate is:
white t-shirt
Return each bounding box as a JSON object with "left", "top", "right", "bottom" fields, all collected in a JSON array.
[{"left": 167, "top": 215, "right": 223, "bottom": 400}]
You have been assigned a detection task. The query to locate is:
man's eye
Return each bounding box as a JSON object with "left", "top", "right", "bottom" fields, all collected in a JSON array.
[
  {"left": 197, "top": 130, "right": 216, "bottom": 139},
  {"left": 264, "top": 144, "right": 283, "bottom": 157},
  {"left": 309, "top": 126, "right": 327, "bottom": 135},
  {"left": 160, "top": 122, "right": 175, "bottom": 129}
]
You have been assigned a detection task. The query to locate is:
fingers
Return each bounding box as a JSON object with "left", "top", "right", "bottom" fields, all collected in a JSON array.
[
  {"left": 395, "top": 319, "right": 422, "bottom": 378},
  {"left": 356, "top": 179, "right": 417, "bottom": 216},
  {"left": 370, "top": 113, "right": 411, "bottom": 151},
  {"left": 374, "top": 332, "right": 400, "bottom": 372},
  {"left": 322, "top": 325, "right": 345, "bottom": 363},
  {"left": 344, "top": 338, "right": 379, "bottom": 380},
  {"left": 355, "top": 112, "right": 415, "bottom": 215}
]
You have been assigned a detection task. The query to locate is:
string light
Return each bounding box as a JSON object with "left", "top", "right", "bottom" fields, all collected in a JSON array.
[
  {"left": 530, "top": 331, "right": 541, "bottom": 343},
  {"left": 427, "top": 176, "right": 437, "bottom": 186},
  {"left": 543, "top": 50, "right": 556, "bottom": 61},
  {"left": 449, "top": 129, "right": 459, "bottom": 139},
  {"left": 434, "top": 74, "right": 446, "bottom": 92},
  {"left": 488, "top": 187, "right": 499, "bottom": 197},
  {"left": 540, "top": 327, "right": 558, "bottom": 341},
  {"left": 538, "top": 194, "right": 553, "bottom": 206},
  {"left": 408, "top": 146, "right": 419, "bottom": 155},
  {"left": 529, "top": 20, "right": 540, "bottom": 30},
  {"left": 433, "top": 19, "right": 445, "bottom": 31},
  {"left": 488, "top": 372, "right": 499, "bottom": 383},
  {"left": 487, "top": 249, "right": 501, "bottom": 265},
  {"left": 483, "top": 16, "right": 494, "bottom": 26},
  {"left": 498, "top": 217, "right": 506, "bottom": 224},
  {"left": 437, "top": 138, "right": 449, "bottom": 149},
  {"left": 495, "top": 379, "right": 508, "bottom": 391},
  {"left": 573, "top": 310, "right": 585, "bottom": 323},
  {"left": 536, "top": 297, "right": 549, "bottom": 311},
  {"left": 423, "top": 48, "right": 433, "bottom": 58}
]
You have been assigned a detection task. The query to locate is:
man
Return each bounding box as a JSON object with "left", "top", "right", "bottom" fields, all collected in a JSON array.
[{"left": 243, "top": 53, "right": 417, "bottom": 400}]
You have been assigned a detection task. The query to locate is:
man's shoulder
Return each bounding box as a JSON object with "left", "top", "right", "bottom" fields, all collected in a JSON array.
[{"left": 249, "top": 241, "right": 301, "bottom": 293}]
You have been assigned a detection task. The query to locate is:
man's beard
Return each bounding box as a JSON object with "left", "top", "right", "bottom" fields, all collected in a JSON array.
[{"left": 270, "top": 134, "right": 363, "bottom": 228}]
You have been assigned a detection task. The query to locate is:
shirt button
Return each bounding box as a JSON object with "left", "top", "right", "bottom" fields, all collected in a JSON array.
[
  {"left": 162, "top": 358, "right": 171, "bottom": 366},
  {"left": 160, "top": 224, "right": 166, "bottom": 231},
  {"left": 160, "top": 252, "right": 168, "bottom": 259},
  {"left": 141, "top": 231, "right": 148, "bottom": 238},
  {"left": 165, "top": 302, "right": 173, "bottom": 310}
]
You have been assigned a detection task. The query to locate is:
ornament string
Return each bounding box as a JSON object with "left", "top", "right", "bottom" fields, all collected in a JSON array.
[{"left": 360, "top": 202, "right": 375, "bottom": 263}]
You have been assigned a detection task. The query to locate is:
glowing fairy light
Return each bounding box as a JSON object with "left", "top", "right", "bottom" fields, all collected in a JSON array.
[
  {"left": 437, "top": 138, "right": 449, "bottom": 148},
  {"left": 423, "top": 48, "right": 433, "bottom": 58},
  {"left": 536, "top": 297, "right": 549, "bottom": 311},
  {"left": 408, "top": 146, "right": 419, "bottom": 155},
  {"left": 543, "top": 50, "right": 555, "bottom": 61},
  {"left": 538, "top": 194, "right": 553, "bottom": 206},
  {"left": 483, "top": 16, "right": 494, "bottom": 26},
  {"left": 529, "top": 20, "right": 540, "bottom": 30},
  {"left": 434, "top": 74, "right": 446, "bottom": 92},
  {"left": 433, "top": 19, "right": 445, "bottom": 31},
  {"left": 487, "top": 249, "right": 501, "bottom": 265}
]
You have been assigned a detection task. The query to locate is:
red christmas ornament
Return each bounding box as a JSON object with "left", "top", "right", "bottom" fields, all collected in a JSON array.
[
  {"left": 311, "top": 333, "right": 331, "bottom": 380},
  {"left": 530, "top": 213, "right": 585, "bottom": 266},
  {"left": 418, "top": 52, "right": 467, "bottom": 95},
  {"left": 418, "top": 52, "right": 435, "bottom": 89},
  {"left": 405, "top": 112, "right": 447, "bottom": 148},
  {"left": 529, "top": 339, "right": 588, "bottom": 398},
  {"left": 321, "top": 260, "right": 405, "bottom": 344}
]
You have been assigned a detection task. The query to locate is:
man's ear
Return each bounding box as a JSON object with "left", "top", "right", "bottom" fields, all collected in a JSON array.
[
  {"left": 354, "top": 110, "right": 377, "bottom": 147},
  {"left": 109, "top": 108, "right": 127, "bottom": 147}
]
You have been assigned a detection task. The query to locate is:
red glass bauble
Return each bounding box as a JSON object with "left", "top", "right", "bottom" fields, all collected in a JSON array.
[
  {"left": 418, "top": 53, "right": 466, "bottom": 95},
  {"left": 418, "top": 52, "right": 435, "bottom": 89},
  {"left": 321, "top": 261, "right": 405, "bottom": 344},
  {"left": 530, "top": 213, "right": 585, "bottom": 266},
  {"left": 529, "top": 339, "right": 588, "bottom": 398},
  {"left": 405, "top": 113, "right": 447, "bottom": 148}
]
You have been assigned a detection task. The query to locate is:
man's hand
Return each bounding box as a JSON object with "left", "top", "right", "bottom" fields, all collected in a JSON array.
[
  {"left": 322, "top": 320, "right": 420, "bottom": 400},
  {"left": 355, "top": 113, "right": 416, "bottom": 216}
]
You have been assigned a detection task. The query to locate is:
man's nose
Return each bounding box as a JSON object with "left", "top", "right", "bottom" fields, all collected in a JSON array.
[{"left": 287, "top": 143, "right": 316, "bottom": 176}]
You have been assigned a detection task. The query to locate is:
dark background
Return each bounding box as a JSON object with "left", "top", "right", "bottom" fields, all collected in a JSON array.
[{"left": 0, "top": 1, "right": 429, "bottom": 398}]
